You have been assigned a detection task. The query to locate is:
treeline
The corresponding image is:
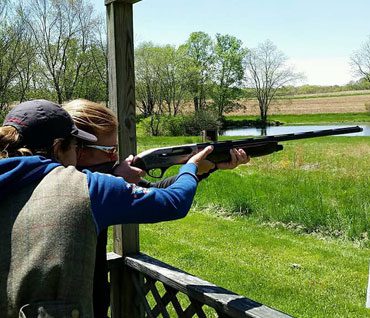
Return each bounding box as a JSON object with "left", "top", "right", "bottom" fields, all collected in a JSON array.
[
  {"left": 0, "top": 0, "right": 107, "bottom": 109},
  {"left": 1, "top": 0, "right": 249, "bottom": 124},
  {"left": 1, "top": 0, "right": 369, "bottom": 125},
  {"left": 279, "top": 80, "right": 370, "bottom": 96}
]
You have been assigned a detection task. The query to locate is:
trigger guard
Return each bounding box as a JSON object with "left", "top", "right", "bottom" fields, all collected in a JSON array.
[{"left": 148, "top": 168, "right": 165, "bottom": 179}]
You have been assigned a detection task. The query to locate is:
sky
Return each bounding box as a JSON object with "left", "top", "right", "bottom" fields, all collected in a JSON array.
[{"left": 92, "top": 0, "right": 370, "bottom": 86}]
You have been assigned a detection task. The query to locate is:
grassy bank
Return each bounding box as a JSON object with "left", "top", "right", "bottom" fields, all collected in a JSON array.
[
  {"left": 195, "top": 137, "right": 370, "bottom": 243},
  {"left": 225, "top": 112, "right": 370, "bottom": 125}
]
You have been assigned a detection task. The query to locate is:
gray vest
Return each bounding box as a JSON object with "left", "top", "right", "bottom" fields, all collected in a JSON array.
[{"left": 0, "top": 166, "right": 97, "bottom": 318}]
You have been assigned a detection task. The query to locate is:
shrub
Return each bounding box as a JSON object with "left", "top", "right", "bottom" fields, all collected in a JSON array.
[
  {"left": 141, "top": 111, "right": 222, "bottom": 136},
  {"left": 141, "top": 115, "right": 164, "bottom": 136},
  {"left": 162, "top": 116, "right": 188, "bottom": 136}
]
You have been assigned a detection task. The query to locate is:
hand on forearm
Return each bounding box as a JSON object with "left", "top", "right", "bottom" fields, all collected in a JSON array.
[
  {"left": 113, "top": 155, "right": 146, "bottom": 184},
  {"left": 187, "top": 146, "right": 214, "bottom": 173},
  {"left": 216, "top": 148, "right": 250, "bottom": 170}
]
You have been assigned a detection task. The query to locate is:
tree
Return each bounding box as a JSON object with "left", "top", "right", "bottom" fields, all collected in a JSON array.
[
  {"left": 182, "top": 32, "right": 214, "bottom": 112},
  {"left": 135, "top": 42, "right": 164, "bottom": 117},
  {"left": 22, "top": 0, "right": 102, "bottom": 104},
  {"left": 12, "top": 32, "right": 36, "bottom": 103},
  {"left": 86, "top": 19, "right": 108, "bottom": 103},
  {"left": 245, "top": 40, "right": 303, "bottom": 124},
  {"left": 351, "top": 36, "right": 370, "bottom": 83},
  {"left": 135, "top": 42, "right": 189, "bottom": 117},
  {"left": 157, "top": 45, "right": 190, "bottom": 116},
  {"left": 211, "top": 34, "right": 247, "bottom": 119},
  {"left": 0, "top": 1, "right": 32, "bottom": 107}
]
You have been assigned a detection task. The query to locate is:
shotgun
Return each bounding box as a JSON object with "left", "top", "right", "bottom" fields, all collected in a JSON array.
[{"left": 132, "top": 126, "right": 363, "bottom": 178}]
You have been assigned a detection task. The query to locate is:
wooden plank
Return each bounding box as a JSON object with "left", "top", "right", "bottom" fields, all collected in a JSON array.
[
  {"left": 132, "top": 273, "right": 155, "bottom": 318},
  {"left": 106, "top": 0, "right": 138, "bottom": 259},
  {"left": 164, "top": 285, "right": 186, "bottom": 317},
  {"left": 151, "top": 290, "right": 173, "bottom": 317},
  {"left": 147, "top": 278, "right": 171, "bottom": 318},
  {"left": 121, "top": 253, "right": 294, "bottom": 318},
  {"left": 105, "top": 0, "right": 142, "bottom": 315},
  {"left": 188, "top": 299, "right": 207, "bottom": 318}
]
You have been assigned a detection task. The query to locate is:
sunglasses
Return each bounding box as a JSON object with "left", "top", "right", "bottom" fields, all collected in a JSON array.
[{"left": 83, "top": 144, "right": 118, "bottom": 155}]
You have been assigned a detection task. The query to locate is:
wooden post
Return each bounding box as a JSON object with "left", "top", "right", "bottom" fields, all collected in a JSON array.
[
  {"left": 201, "top": 129, "right": 219, "bottom": 142},
  {"left": 105, "top": 0, "right": 143, "bottom": 317}
]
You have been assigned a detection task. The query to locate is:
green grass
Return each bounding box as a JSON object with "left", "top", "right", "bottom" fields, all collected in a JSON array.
[
  {"left": 225, "top": 112, "right": 370, "bottom": 125},
  {"left": 137, "top": 213, "right": 370, "bottom": 318},
  {"left": 194, "top": 137, "right": 370, "bottom": 243}
]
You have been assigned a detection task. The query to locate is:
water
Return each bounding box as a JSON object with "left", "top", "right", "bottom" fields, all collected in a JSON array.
[{"left": 221, "top": 124, "right": 370, "bottom": 137}]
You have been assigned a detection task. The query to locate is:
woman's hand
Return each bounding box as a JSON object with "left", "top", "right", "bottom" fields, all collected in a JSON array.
[
  {"left": 216, "top": 148, "right": 250, "bottom": 170},
  {"left": 113, "top": 155, "right": 146, "bottom": 184},
  {"left": 187, "top": 146, "right": 214, "bottom": 170},
  {"left": 187, "top": 147, "right": 250, "bottom": 175}
]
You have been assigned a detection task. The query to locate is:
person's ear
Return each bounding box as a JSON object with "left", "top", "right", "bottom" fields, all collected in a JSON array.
[
  {"left": 76, "top": 146, "right": 88, "bottom": 163},
  {"left": 52, "top": 140, "right": 62, "bottom": 162}
]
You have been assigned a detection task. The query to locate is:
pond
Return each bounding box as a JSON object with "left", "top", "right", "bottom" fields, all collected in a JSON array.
[{"left": 221, "top": 124, "right": 370, "bottom": 137}]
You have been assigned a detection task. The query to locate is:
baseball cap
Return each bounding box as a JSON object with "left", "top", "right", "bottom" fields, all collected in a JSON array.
[{"left": 3, "top": 99, "right": 97, "bottom": 148}]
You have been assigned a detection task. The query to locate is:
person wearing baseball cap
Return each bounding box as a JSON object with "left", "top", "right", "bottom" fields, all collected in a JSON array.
[
  {"left": 2, "top": 99, "right": 97, "bottom": 163},
  {"left": 0, "top": 99, "right": 214, "bottom": 317}
]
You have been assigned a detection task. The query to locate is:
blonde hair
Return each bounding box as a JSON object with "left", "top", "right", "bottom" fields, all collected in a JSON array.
[
  {"left": 64, "top": 99, "right": 118, "bottom": 137},
  {"left": 0, "top": 126, "right": 33, "bottom": 158},
  {"left": 0, "top": 126, "right": 72, "bottom": 159}
]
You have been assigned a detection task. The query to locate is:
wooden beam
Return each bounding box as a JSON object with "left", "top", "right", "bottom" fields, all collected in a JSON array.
[
  {"left": 105, "top": 0, "right": 143, "bottom": 317},
  {"left": 105, "top": 0, "right": 142, "bottom": 5}
]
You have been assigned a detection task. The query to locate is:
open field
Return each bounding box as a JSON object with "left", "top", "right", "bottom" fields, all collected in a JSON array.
[{"left": 231, "top": 92, "right": 370, "bottom": 115}]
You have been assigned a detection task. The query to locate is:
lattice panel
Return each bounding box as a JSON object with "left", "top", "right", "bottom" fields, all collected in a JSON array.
[{"left": 132, "top": 274, "right": 228, "bottom": 318}]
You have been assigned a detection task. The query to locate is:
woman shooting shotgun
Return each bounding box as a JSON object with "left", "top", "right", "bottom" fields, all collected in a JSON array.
[{"left": 0, "top": 99, "right": 222, "bottom": 317}]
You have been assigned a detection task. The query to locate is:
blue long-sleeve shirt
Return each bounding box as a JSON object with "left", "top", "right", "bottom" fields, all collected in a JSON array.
[
  {"left": 85, "top": 163, "right": 198, "bottom": 233},
  {"left": 0, "top": 156, "right": 199, "bottom": 234}
]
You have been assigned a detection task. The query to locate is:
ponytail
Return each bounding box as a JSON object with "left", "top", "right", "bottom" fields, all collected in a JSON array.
[
  {"left": 0, "top": 126, "right": 55, "bottom": 159},
  {"left": 0, "top": 126, "right": 30, "bottom": 158}
]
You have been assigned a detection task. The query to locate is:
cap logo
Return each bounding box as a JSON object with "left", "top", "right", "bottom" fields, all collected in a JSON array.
[{"left": 5, "top": 117, "right": 27, "bottom": 126}]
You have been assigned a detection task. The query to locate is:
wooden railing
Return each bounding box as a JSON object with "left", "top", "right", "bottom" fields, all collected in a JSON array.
[{"left": 108, "top": 252, "right": 293, "bottom": 318}]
